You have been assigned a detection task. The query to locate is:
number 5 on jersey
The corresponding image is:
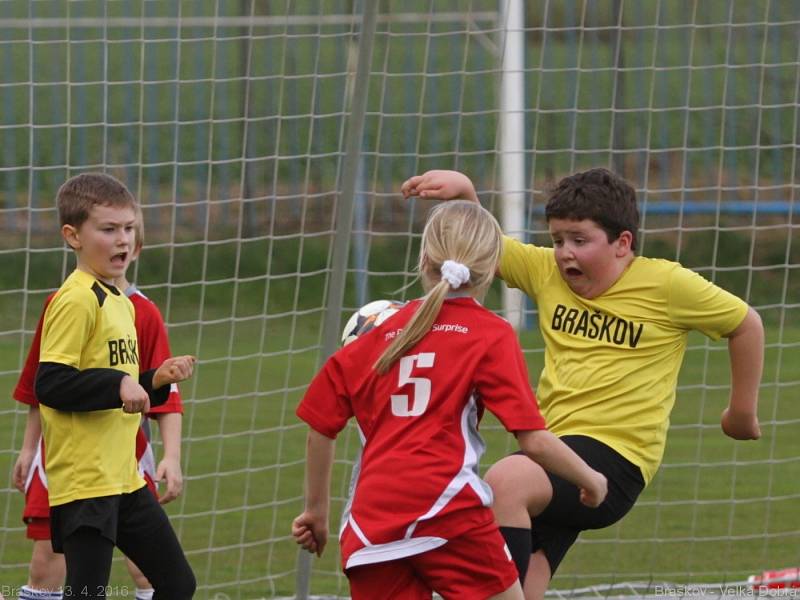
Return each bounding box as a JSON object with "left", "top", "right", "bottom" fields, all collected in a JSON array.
[{"left": 391, "top": 353, "right": 435, "bottom": 417}]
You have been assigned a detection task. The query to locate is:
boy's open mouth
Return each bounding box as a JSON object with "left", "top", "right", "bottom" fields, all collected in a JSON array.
[
  {"left": 111, "top": 252, "right": 128, "bottom": 265},
  {"left": 565, "top": 267, "right": 582, "bottom": 277}
]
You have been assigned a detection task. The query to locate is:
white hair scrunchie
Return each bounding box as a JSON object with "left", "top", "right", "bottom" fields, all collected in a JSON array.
[{"left": 440, "top": 260, "right": 471, "bottom": 289}]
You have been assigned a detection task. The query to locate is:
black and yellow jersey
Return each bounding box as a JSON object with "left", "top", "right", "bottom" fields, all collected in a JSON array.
[{"left": 36, "top": 269, "right": 161, "bottom": 505}]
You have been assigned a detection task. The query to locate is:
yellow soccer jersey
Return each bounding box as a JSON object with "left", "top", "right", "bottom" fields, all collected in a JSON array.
[
  {"left": 39, "top": 269, "right": 145, "bottom": 506},
  {"left": 500, "top": 237, "right": 748, "bottom": 484}
]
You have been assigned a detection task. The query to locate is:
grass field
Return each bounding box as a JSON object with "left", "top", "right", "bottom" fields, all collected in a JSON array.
[{"left": 1, "top": 305, "right": 797, "bottom": 598}]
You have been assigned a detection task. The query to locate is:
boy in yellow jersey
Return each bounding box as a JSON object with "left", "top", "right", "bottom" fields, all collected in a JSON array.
[
  {"left": 401, "top": 169, "right": 763, "bottom": 599},
  {"left": 13, "top": 209, "right": 186, "bottom": 600},
  {"left": 35, "top": 173, "right": 196, "bottom": 599}
]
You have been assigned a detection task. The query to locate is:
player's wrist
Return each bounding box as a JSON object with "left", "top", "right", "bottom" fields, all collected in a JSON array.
[
  {"left": 159, "top": 454, "right": 181, "bottom": 466},
  {"left": 18, "top": 445, "right": 36, "bottom": 456},
  {"left": 303, "top": 502, "right": 328, "bottom": 517},
  {"left": 725, "top": 404, "right": 757, "bottom": 418},
  {"left": 152, "top": 369, "right": 165, "bottom": 390}
]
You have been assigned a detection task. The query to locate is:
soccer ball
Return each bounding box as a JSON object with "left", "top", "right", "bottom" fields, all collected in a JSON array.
[{"left": 341, "top": 299, "right": 407, "bottom": 346}]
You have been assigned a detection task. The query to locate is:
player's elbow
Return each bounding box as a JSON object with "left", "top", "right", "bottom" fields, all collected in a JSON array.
[{"left": 516, "top": 429, "right": 554, "bottom": 462}]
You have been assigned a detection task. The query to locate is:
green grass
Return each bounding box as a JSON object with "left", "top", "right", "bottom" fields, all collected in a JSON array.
[
  {"left": 0, "top": 227, "right": 796, "bottom": 598},
  {"left": 1, "top": 314, "right": 798, "bottom": 598}
]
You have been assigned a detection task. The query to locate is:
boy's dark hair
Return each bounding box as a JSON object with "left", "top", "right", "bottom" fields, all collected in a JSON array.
[
  {"left": 57, "top": 172, "right": 137, "bottom": 229},
  {"left": 545, "top": 168, "right": 639, "bottom": 252}
]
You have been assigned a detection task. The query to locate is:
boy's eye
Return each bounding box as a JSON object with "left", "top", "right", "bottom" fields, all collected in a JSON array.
[{"left": 552, "top": 239, "right": 563, "bottom": 247}]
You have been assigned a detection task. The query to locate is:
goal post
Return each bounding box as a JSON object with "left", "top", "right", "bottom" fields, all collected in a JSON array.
[{"left": 0, "top": 1, "right": 798, "bottom": 598}]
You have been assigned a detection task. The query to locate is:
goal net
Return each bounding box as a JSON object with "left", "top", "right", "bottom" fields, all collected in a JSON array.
[{"left": 0, "top": 1, "right": 797, "bottom": 598}]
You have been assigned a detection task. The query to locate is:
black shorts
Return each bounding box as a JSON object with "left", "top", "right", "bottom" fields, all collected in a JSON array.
[
  {"left": 50, "top": 484, "right": 149, "bottom": 553},
  {"left": 50, "top": 484, "right": 195, "bottom": 597},
  {"left": 515, "top": 435, "right": 645, "bottom": 575}
]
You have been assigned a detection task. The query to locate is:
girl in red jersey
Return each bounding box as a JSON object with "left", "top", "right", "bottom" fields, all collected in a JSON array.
[{"left": 292, "top": 200, "right": 607, "bottom": 600}]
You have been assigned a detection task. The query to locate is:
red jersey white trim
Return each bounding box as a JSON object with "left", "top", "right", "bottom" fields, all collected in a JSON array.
[
  {"left": 24, "top": 436, "right": 47, "bottom": 493},
  {"left": 344, "top": 393, "right": 492, "bottom": 568},
  {"left": 297, "top": 297, "right": 547, "bottom": 570}
]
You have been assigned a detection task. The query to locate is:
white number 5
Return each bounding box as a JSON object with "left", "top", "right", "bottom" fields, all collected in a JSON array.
[{"left": 390, "top": 353, "right": 435, "bottom": 417}]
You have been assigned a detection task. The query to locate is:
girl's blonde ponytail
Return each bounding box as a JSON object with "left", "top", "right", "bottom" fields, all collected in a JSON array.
[{"left": 374, "top": 200, "right": 501, "bottom": 374}]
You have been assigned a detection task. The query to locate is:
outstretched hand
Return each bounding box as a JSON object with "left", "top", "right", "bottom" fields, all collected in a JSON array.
[
  {"left": 401, "top": 170, "right": 478, "bottom": 203},
  {"left": 292, "top": 511, "right": 328, "bottom": 557}
]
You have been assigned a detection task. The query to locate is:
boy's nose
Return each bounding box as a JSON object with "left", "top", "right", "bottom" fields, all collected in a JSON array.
[{"left": 559, "top": 245, "right": 575, "bottom": 259}]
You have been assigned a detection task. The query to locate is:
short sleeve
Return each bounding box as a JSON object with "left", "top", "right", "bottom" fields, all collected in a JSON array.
[
  {"left": 137, "top": 302, "right": 170, "bottom": 371},
  {"left": 498, "top": 236, "right": 555, "bottom": 299},
  {"left": 40, "top": 287, "right": 95, "bottom": 368},
  {"left": 473, "top": 324, "right": 547, "bottom": 433},
  {"left": 13, "top": 297, "right": 52, "bottom": 406},
  {"left": 296, "top": 354, "right": 353, "bottom": 439},
  {"left": 667, "top": 266, "right": 749, "bottom": 340},
  {"left": 137, "top": 300, "right": 184, "bottom": 415}
]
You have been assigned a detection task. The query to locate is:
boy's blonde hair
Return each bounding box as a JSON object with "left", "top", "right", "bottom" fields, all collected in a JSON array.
[
  {"left": 56, "top": 172, "right": 137, "bottom": 229},
  {"left": 374, "top": 200, "right": 502, "bottom": 374}
]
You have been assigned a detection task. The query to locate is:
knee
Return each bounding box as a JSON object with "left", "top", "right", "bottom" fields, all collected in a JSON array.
[
  {"left": 485, "top": 455, "right": 552, "bottom": 516},
  {"left": 179, "top": 572, "right": 197, "bottom": 598},
  {"left": 155, "top": 567, "right": 195, "bottom": 599},
  {"left": 125, "top": 558, "right": 150, "bottom": 589}
]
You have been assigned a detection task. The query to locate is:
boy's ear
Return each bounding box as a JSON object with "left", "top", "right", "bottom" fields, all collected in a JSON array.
[
  {"left": 62, "top": 224, "right": 80, "bottom": 250},
  {"left": 615, "top": 230, "right": 634, "bottom": 256}
]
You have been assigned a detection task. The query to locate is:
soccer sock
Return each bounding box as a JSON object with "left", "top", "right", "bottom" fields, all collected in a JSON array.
[
  {"left": 135, "top": 589, "right": 154, "bottom": 600},
  {"left": 19, "top": 586, "right": 63, "bottom": 600},
  {"left": 499, "top": 526, "right": 532, "bottom": 584}
]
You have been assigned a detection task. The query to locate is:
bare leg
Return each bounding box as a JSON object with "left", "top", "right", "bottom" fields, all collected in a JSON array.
[
  {"left": 522, "top": 551, "right": 551, "bottom": 600},
  {"left": 489, "top": 579, "right": 524, "bottom": 600},
  {"left": 486, "top": 455, "right": 554, "bottom": 594},
  {"left": 485, "top": 455, "right": 553, "bottom": 525},
  {"left": 28, "top": 539, "right": 66, "bottom": 591}
]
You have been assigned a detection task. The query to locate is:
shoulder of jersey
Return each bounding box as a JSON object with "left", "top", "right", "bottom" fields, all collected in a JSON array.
[
  {"left": 55, "top": 278, "right": 104, "bottom": 308},
  {"left": 466, "top": 300, "right": 515, "bottom": 332}
]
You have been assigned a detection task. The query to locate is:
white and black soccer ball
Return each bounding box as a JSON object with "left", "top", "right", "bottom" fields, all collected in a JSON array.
[{"left": 341, "top": 299, "right": 407, "bottom": 346}]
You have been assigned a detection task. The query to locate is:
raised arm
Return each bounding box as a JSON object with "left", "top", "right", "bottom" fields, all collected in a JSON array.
[
  {"left": 721, "top": 306, "right": 763, "bottom": 440},
  {"left": 516, "top": 429, "right": 608, "bottom": 507},
  {"left": 401, "top": 169, "right": 479, "bottom": 203}
]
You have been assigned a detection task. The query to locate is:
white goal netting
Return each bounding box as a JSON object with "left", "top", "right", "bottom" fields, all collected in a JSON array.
[{"left": 0, "top": 1, "right": 798, "bottom": 599}]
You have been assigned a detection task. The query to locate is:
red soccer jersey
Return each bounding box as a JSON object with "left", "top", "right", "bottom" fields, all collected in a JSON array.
[
  {"left": 13, "top": 287, "right": 182, "bottom": 415},
  {"left": 296, "top": 296, "right": 546, "bottom": 569},
  {"left": 126, "top": 286, "right": 183, "bottom": 415}
]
